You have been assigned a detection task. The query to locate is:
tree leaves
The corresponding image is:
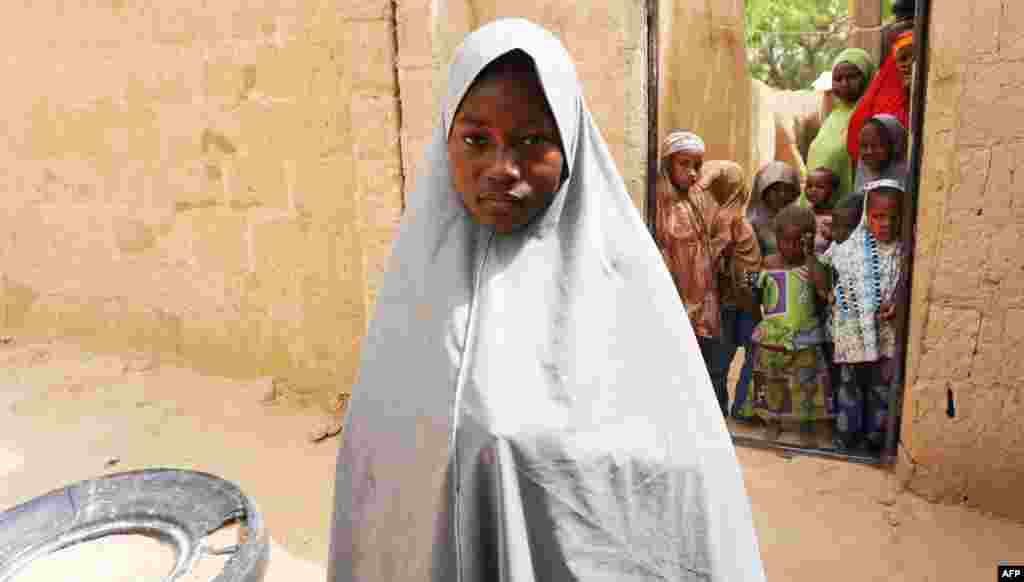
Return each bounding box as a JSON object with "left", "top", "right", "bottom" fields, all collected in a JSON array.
[{"left": 745, "top": 0, "right": 851, "bottom": 91}]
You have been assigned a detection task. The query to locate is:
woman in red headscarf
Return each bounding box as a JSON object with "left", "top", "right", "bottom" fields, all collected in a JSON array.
[{"left": 847, "top": 31, "right": 914, "bottom": 168}]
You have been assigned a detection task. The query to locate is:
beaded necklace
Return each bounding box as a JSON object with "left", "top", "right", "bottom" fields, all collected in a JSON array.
[{"left": 835, "top": 230, "right": 883, "bottom": 319}]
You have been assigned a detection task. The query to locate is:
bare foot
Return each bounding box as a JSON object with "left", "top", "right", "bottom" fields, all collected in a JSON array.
[
  {"left": 308, "top": 416, "right": 344, "bottom": 443},
  {"left": 308, "top": 394, "right": 350, "bottom": 443}
]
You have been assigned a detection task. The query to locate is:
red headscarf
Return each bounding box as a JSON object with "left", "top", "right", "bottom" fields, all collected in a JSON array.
[{"left": 848, "top": 31, "right": 913, "bottom": 166}]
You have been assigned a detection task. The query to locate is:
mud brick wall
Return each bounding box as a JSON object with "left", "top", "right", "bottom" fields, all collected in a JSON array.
[
  {"left": 0, "top": 2, "right": 404, "bottom": 403},
  {"left": 899, "top": 0, "right": 1024, "bottom": 521}
]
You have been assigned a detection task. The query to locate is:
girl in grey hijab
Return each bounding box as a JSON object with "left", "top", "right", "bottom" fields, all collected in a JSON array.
[
  {"left": 327, "top": 18, "right": 765, "bottom": 582},
  {"left": 853, "top": 113, "right": 909, "bottom": 195}
]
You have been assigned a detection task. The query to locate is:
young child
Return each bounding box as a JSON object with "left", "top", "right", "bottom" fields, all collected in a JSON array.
[
  {"left": 853, "top": 114, "right": 908, "bottom": 195},
  {"left": 829, "top": 192, "right": 865, "bottom": 247},
  {"left": 727, "top": 161, "right": 802, "bottom": 422},
  {"left": 656, "top": 133, "right": 763, "bottom": 418},
  {"left": 805, "top": 167, "right": 841, "bottom": 255},
  {"left": 748, "top": 204, "right": 834, "bottom": 447},
  {"left": 810, "top": 179, "right": 905, "bottom": 453}
]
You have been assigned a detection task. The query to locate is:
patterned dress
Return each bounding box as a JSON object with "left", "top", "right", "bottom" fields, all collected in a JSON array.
[
  {"left": 819, "top": 211, "right": 904, "bottom": 449},
  {"left": 750, "top": 266, "right": 834, "bottom": 423}
]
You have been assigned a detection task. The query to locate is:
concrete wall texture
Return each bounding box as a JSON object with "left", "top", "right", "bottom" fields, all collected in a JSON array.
[{"left": 898, "top": 0, "right": 1024, "bottom": 521}]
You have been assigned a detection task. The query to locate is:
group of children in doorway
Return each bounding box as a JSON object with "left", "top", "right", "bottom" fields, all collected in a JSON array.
[{"left": 655, "top": 124, "right": 908, "bottom": 455}]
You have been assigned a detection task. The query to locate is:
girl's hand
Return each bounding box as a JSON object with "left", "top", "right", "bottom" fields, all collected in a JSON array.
[
  {"left": 880, "top": 301, "right": 897, "bottom": 321},
  {"left": 801, "top": 233, "right": 816, "bottom": 263}
]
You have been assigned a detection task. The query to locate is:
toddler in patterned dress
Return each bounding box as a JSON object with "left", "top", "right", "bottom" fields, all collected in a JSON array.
[
  {"left": 748, "top": 204, "right": 834, "bottom": 447},
  {"left": 808, "top": 179, "right": 906, "bottom": 453}
]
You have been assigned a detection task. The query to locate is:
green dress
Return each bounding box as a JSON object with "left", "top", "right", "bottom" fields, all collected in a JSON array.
[
  {"left": 751, "top": 267, "right": 834, "bottom": 423},
  {"left": 800, "top": 48, "right": 877, "bottom": 209}
]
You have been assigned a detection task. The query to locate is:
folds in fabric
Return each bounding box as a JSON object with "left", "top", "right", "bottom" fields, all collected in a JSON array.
[{"left": 327, "top": 18, "right": 766, "bottom": 582}]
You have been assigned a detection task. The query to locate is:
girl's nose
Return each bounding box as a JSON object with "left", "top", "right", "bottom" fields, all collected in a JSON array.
[{"left": 484, "top": 148, "right": 522, "bottom": 185}]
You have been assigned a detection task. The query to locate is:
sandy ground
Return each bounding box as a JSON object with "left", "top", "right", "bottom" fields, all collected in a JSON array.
[{"left": 1, "top": 339, "right": 1022, "bottom": 581}]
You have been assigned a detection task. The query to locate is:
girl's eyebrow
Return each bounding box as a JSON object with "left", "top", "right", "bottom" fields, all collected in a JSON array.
[{"left": 455, "top": 113, "right": 554, "bottom": 132}]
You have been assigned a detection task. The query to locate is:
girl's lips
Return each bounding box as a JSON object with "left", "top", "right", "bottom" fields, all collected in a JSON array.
[{"left": 480, "top": 196, "right": 523, "bottom": 213}]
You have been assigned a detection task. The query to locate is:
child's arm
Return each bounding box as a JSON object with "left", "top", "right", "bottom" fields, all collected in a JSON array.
[{"left": 802, "top": 233, "right": 831, "bottom": 303}]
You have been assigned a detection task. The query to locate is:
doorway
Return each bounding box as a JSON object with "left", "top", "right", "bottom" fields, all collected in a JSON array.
[{"left": 646, "top": 0, "right": 930, "bottom": 465}]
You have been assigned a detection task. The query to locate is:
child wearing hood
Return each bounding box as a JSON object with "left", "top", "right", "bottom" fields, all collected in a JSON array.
[{"left": 853, "top": 113, "right": 909, "bottom": 195}]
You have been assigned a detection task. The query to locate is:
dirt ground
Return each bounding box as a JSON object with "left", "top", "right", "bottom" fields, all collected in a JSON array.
[{"left": 1, "top": 339, "right": 1022, "bottom": 581}]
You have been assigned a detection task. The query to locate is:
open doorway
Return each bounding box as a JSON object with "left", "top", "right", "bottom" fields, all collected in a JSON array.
[{"left": 647, "top": 0, "right": 929, "bottom": 465}]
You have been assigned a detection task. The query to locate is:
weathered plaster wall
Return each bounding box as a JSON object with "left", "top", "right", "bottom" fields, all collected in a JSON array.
[
  {"left": 0, "top": 2, "right": 404, "bottom": 404},
  {"left": 898, "top": 0, "right": 1024, "bottom": 521},
  {"left": 395, "top": 0, "right": 649, "bottom": 210},
  {"left": 658, "top": 0, "right": 751, "bottom": 173}
]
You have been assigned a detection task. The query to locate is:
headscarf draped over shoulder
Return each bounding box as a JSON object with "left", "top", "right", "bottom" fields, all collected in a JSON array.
[
  {"left": 328, "top": 18, "right": 766, "bottom": 582},
  {"left": 847, "top": 33, "right": 913, "bottom": 166}
]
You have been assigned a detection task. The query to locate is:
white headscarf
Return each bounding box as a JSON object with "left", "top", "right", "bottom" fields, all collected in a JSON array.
[
  {"left": 328, "top": 18, "right": 765, "bottom": 582},
  {"left": 661, "top": 130, "right": 707, "bottom": 159},
  {"left": 825, "top": 178, "right": 905, "bottom": 363}
]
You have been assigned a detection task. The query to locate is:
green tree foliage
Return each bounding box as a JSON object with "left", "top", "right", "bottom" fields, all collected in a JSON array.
[{"left": 745, "top": 0, "right": 851, "bottom": 91}]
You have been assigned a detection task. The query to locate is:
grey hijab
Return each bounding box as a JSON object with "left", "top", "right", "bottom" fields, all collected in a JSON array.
[
  {"left": 327, "top": 18, "right": 765, "bottom": 582},
  {"left": 853, "top": 113, "right": 909, "bottom": 195}
]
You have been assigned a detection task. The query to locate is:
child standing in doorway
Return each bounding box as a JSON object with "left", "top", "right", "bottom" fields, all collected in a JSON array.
[
  {"left": 748, "top": 205, "right": 833, "bottom": 446},
  {"left": 728, "top": 161, "right": 802, "bottom": 422},
  {"left": 853, "top": 114, "right": 909, "bottom": 195},
  {"left": 810, "top": 179, "right": 905, "bottom": 453},
  {"left": 655, "top": 132, "right": 760, "bottom": 418}
]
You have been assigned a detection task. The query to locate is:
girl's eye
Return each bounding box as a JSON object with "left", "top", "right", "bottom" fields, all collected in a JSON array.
[
  {"left": 463, "top": 135, "right": 488, "bottom": 147},
  {"left": 521, "top": 135, "right": 547, "bottom": 146}
]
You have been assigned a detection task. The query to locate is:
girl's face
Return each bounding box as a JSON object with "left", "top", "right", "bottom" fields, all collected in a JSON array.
[
  {"left": 830, "top": 208, "right": 860, "bottom": 244},
  {"left": 866, "top": 191, "right": 901, "bottom": 242},
  {"left": 668, "top": 152, "right": 702, "bottom": 193},
  {"left": 895, "top": 44, "right": 915, "bottom": 89},
  {"left": 448, "top": 65, "right": 565, "bottom": 234},
  {"left": 832, "top": 62, "right": 866, "bottom": 104},
  {"left": 860, "top": 122, "right": 892, "bottom": 173},
  {"left": 805, "top": 171, "right": 835, "bottom": 209},
  {"left": 763, "top": 183, "right": 799, "bottom": 213},
  {"left": 776, "top": 224, "right": 807, "bottom": 266}
]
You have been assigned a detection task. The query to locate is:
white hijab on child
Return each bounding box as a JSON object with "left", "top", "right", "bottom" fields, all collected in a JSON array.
[{"left": 327, "top": 18, "right": 765, "bottom": 582}]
